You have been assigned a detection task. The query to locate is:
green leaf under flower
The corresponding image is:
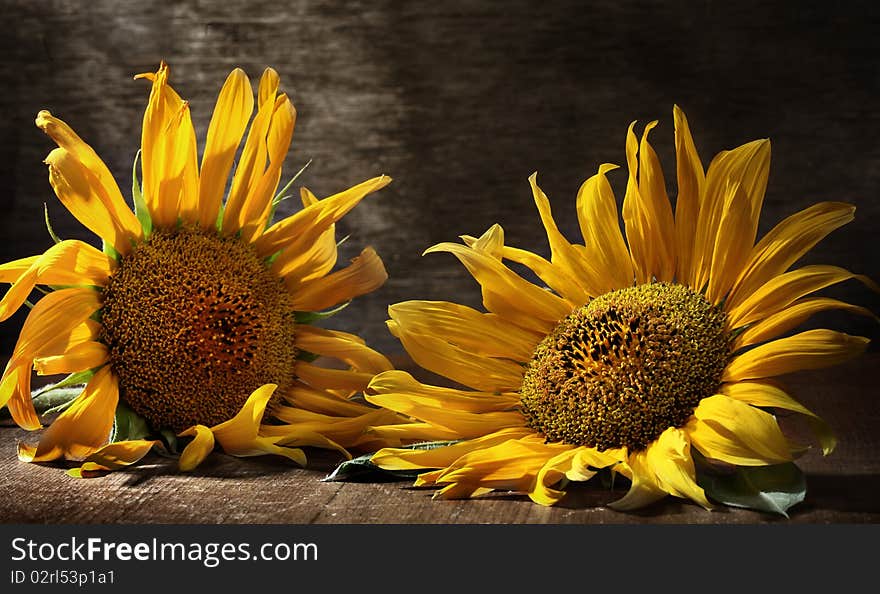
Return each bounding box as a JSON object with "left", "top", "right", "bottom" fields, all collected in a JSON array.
[
  {"left": 110, "top": 401, "right": 152, "bottom": 443},
  {"left": 696, "top": 461, "right": 807, "bottom": 517}
]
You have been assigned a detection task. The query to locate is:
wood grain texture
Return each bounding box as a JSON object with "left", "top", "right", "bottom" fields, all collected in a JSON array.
[{"left": 0, "top": 0, "right": 878, "bottom": 524}]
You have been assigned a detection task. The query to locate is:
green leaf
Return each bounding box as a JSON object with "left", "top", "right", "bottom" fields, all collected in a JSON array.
[
  {"left": 696, "top": 461, "right": 807, "bottom": 518},
  {"left": 111, "top": 401, "right": 152, "bottom": 443},
  {"left": 294, "top": 301, "right": 351, "bottom": 325},
  {"left": 323, "top": 440, "right": 458, "bottom": 483}
]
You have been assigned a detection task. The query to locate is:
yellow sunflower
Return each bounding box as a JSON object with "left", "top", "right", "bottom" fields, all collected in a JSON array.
[
  {"left": 364, "top": 106, "right": 876, "bottom": 511},
  {"left": 0, "top": 62, "right": 402, "bottom": 475}
]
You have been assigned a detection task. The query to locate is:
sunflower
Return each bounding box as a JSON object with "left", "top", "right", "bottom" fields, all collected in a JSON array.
[
  {"left": 364, "top": 106, "right": 876, "bottom": 510},
  {"left": 0, "top": 62, "right": 402, "bottom": 475}
]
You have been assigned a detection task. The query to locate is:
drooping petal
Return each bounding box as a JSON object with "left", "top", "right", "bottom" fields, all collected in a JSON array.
[
  {"left": 727, "top": 202, "right": 856, "bottom": 310},
  {"left": 645, "top": 428, "right": 712, "bottom": 509},
  {"left": 33, "top": 341, "right": 108, "bottom": 376},
  {"left": 44, "top": 148, "right": 142, "bottom": 254},
  {"left": 197, "top": 67, "right": 255, "bottom": 228},
  {"left": 289, "top": 247, "right": 387, "bottom": 312},
  {"left": 0, "top": 240, "right": 112, "bottom": 323},
  {"left": 35, "top": 111, "right": 142, "bottom": 252},
  {"left": 178, "top": 424, "right": 216, "bottom": 471},
  {"left": 1, "top": 288, "right": 101, "bottom": 430},
  {"left": 284, "top": 381, "right": 381, "bottom": 418},
  {"left": 499, "top": 244, "right": 590, "bottom": 306},
  {"left": 18, "top": 366, "right": 118, "bottom": 463},
  {"left": 686, "top": 394, "right": 793, "bottom": 465},
  {"left": 368, "top": 370, "right": 520, "bottom": 412},
  {"left": 531, "top": 446, "right": 622, "bottom": 506},
  {"left": 673, "top": 105, "right": 706, "bottom": 286},
  {"left": 370, "top": 427, "right": 533, "bottom": 472},
  {"left": 294, "top": 362, "right": 375, "bottom": 395},
  {"left": 270, "top": 187, "right": 338, "bottom": 283},
  {"left": 723, "top": 329, "right": 869, "bottom": 382},
  {"left": 608, "top": 450, "right": 667, "bottom": 511},
  {"left": 69, "top": 439, "right": 161, "bottom": 476},
  {"left": 720, "top": 380, "right": 836, "bottom": 454},
  {"left": 209, "top": 383, "right": 306, "bottom": 465}
]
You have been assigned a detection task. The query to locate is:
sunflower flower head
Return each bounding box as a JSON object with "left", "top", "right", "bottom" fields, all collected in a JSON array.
[
  {"left": 362, "top": 106, "right": 876, "bottom": 513},
  {"left": 0, "top": 62, "right": 402, "bottom": 475}
]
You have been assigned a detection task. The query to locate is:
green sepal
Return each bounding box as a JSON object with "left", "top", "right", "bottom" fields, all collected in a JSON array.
[
  {"left": 696, "top": 459, "right": 807, "bottom": 518},
  {"left": 266, "top": 159, "right": 312, "bottom": 228},
  {"left": 25, "top": 370, "right": 96, "bottom": 416},
  {"left": 131, "top": 149, "right": 153, "bottom": 238},
  {"left": 43, "top": 203, "right": 62, "bottom": 244},
  {"left": 157, "top": 428, "right": 181, "bottom": 457},
  {"left": 323, "top": 440, "right": 459, "bottom": 482},
  {"left": 294, "top": 301, "right": 351, "bottom": 325},
  {"left": 102, "top": 241, "right": 120, "bottom": 260},
  {"left": 110, "top": 401, "right": 152, "bottom": 443}
]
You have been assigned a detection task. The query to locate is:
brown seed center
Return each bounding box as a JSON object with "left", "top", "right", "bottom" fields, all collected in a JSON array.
[{"left": 100, "top": 227, "right": 296, "bottom": 432}]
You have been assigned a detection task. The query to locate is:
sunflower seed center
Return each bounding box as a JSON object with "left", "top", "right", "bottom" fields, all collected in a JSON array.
[
  {"left": 519, "top": 282, "right": 730, "bottom": 451},
  {"left": 100, "top": 227, "right": 296, "bottom": 432}
]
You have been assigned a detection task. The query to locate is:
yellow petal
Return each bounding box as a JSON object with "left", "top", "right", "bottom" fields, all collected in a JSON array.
[
  {"left": 198, "top": 68, "right": 255, "bottom": 228},
  {"left": 727, "top": 264, "right": 878, "bottom": 329},
  {"left": 285, "top": 380, "right": 381, "bottom": 418},
  {"left": 295, "top": 362, "right": 374, "bottom": 395},
  {"left": 370, "top": 427, "right": 533, "bottom": 471},
  {"left": 266, "top": 406, "right": 400, "bottom": 451},
  {"left": 18, "top": 366, "right": 118, "bottom": 462},
  {"left": 70, "top": 439, "right": 161, "bottom": 475},
  {"left": 44, "top": 148, "right": 141, "bottom": 254},
  {"left": 608, "top": 450, "right": 667, "bottom": 511},
  {"left": 727, "top": 202, "right": 856, "bottom": 310},
  {"left": 576, "top": 163, "right": 634, "bottom": 289},
  {"left": 529, "top": 173, "right": 607, "bottom": 296},
  {"left": 706, "top": 180, "right": 754, "bottom": 303},
  {"left": 290, "top": 247, "right": 387, "bottom": 312},
  {"left": 622, "top": 121, "right": 676, "bottom": 283},
  {"left": 209, "top": 383, "right": 306, "bottom": 465},
  {"left": 294, "top": 326, "right": 393, "bottom": 375},
  {"left": 724, "top": 328, "right": 870, "bottom": 382},
  {"left": 720, "top": 380, "right": 836, "bottom": 454},
  {"left": 1, "top": 288, "right": 101, "bottom": 430},
  {"left": 424, "top": 240, "right": 569, "bottom": 333},
  {"left": 222, "top": 69, "right": 282, "bottom": 235},
  {"left": 237, "top": 95, "right": 297, "bottom": 243},
  {"left": 0, "top": 240, "right": 112, "bottom": 322},
  {"left": 691, "top": 138, "right": 770, "bottom": 291},
  {"left": 686, "top": 394, "right": 793, "bottom": 465},
  {"left": 271, "top": 208, "right": 338, "bottom": 283},
  {"left": 35, "top": 110, "right": 142, "bottom": 252},
  {"left": 33, "top": 341, "right": 108, "bottom": 375},
  {"left": 645, "top": 428, "right": 712, "bottom": 509},
  {"left": 255, "top": 175, "right": 391, "bottom": 257},
  {"left": 734, "top": 297, "right": 877, "bottom": 349},
  {"left": 387, "top": 300, "right": 541, "bottom": 362},
  {"left": 385, "top": 318, "right": 526, "bottom": 392},
  {"left": 499, "top": 244, "right": 590, "bottom": 306},
  {"left": 672, "top": 105, "right": 706, "bottom": 286},
  {"left": 368, "top": 369, "right": 520, "bottom": 412},
  {"left": 178, "top": 424, "right": 216, "bottom": 471}
]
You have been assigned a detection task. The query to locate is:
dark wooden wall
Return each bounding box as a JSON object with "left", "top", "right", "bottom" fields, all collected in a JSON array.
[{"left": 2, "top": 0, "right": 878, "bottom": 360}]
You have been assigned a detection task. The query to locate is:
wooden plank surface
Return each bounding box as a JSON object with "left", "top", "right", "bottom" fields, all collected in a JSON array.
[{"left": 0, "top": 1, "right": 878, "bottom": 525}]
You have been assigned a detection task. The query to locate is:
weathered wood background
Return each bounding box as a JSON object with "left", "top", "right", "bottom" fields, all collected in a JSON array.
[{"left": 0, "top": 0, "right": 878, "bottom": 523}]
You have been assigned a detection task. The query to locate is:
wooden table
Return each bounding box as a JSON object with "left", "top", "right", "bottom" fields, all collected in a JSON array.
[{"left": 2, "top": 352, "right": 877, "bottom": 525}]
